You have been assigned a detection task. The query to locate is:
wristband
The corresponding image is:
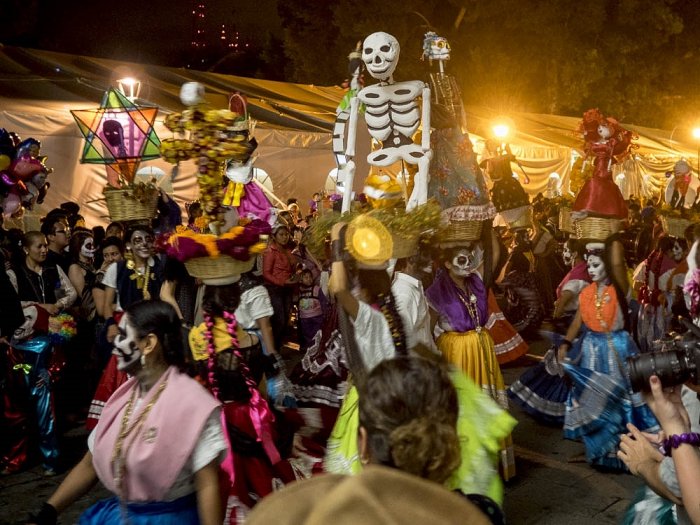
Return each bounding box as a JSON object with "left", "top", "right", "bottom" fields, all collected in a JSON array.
[
  {"left": 663, "top": 432, "right": 700, "bottom": 456},
  {"left": 28, "top": 502, "right": 57, "bottom": 525}
]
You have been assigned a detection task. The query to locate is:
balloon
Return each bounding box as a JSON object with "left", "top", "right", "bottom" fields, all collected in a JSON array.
[
  {"left": 11, "top": 156, "right": 44, "bottom": 180},
  {"left": 0, "top": 154, "right": 10, "bottom": 172},
  {"left": 2, "top": 192, "right": 22, "bottom": 218}
]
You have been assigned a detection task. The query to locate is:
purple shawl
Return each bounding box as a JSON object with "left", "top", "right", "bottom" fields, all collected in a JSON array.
[{"left": 426, "top": 271, "right": 488, "bottom": 332}]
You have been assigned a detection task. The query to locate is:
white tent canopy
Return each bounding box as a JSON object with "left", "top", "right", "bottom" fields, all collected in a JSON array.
[{"left": 0, "top": 46, "right": 696, "bottom": 226}]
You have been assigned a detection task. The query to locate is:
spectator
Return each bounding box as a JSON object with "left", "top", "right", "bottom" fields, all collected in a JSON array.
[{"left": 40, "top": 214, "right": 71, "bottom": 272}]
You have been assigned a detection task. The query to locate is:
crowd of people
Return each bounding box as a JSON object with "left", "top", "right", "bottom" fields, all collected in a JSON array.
[{"left": 0, "top": 189, "right": 699, "bottom": 524}]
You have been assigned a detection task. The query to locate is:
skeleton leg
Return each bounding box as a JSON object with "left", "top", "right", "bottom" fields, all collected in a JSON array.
[
  {"left": 339, "top": 160, "right": 356, "bottom": 213},
  {"left": 406, "top": 152, "right": 432, "bottom": 211}
]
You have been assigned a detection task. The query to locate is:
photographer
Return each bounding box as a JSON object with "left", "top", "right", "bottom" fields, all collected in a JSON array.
[{"left": 627, "top": 376, "right": 700, "bottom": 524}]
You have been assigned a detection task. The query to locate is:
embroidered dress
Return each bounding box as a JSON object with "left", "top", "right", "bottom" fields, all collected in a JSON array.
[
  {"left": 633, "top": 255, "right": 677, "bottom": 353},
  {"left": 426, "top": 271, "right": 516, "bottom": 482},
  {"left": 572, "top": 140, "right": 628, "bottom": 219},
  {"left": 562, "top": 283, "right": 658, "bottom": 470}
]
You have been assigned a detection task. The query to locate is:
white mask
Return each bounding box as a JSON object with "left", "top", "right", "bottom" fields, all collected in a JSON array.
[
  {"left": 586, "top": 254, "right": 608, "bottom": 283},
  {"left": 672, "top": 241, "right": 684, "bottom": 262},
  {"left": 449, "top": 246, "right": 483, "bottom": 277},
  {"left": 113, "top": 315, "right": 142, "bottom": 372},
  {"left": 225, "top": 158, "right": 254, "bottom": 184},
  {"left": 81, "top": 237, "right": 96, "bottom": 259},
  {"left": 562, "top": 245, "right": 575, "bottom": 267},
  {"left": 362, "top": 32, "right": 400, "bottom": 82}
]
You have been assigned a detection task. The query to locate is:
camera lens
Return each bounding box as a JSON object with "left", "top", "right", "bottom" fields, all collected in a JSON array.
[{"left": 627, "top": 350, "right": 691, "bottom": 392}]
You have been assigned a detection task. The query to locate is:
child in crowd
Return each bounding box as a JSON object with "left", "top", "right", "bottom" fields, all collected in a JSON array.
[{"left": 297, "top": 268, "right": 327, "bottom": 350}]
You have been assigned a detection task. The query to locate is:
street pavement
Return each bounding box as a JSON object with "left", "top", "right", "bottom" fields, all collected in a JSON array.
[{"left": 0, "top": 348, "right": 646, "bottom": 524}]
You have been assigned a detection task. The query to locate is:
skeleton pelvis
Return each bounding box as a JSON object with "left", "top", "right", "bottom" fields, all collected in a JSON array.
[{"left": 367, "top": 142, "right": 425, "bottom": 167}]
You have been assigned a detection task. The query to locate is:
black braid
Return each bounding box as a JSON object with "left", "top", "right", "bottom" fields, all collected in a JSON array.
[{"left": 377, "top": 291, "right": 408, "bottom": 355}]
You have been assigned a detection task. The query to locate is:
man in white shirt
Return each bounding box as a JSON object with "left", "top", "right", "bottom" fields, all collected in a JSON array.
[{"left": 391, "top": 254, "right": 439, "bottom": 354}]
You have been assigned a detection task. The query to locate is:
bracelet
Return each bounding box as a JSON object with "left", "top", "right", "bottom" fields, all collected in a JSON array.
[
  {"left": 663, "top": 432, "right": 700, "bottom": 456},
  {"left": 28, "top": 502, "right": 57, "bottom": 525}
]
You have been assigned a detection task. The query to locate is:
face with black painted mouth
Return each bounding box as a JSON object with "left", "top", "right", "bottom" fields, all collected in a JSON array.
[{"left": 113, "top": 314, "right": 143, "bottom": 372}]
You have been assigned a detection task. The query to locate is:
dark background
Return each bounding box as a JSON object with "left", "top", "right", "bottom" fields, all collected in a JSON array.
[{"left": 3, "top": 0, "right": 700, "bottom": 129}]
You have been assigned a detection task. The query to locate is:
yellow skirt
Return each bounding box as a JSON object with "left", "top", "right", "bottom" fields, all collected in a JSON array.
[{"left": 438, "top": 330, "right": 516, "bottom": 481}]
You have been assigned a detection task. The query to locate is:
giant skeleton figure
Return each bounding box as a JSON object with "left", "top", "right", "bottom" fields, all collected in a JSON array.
[
  {"left": 339, "top": 32, "right": 432, "bottom": 212},
  {"left": 422, "top": 31, "right": 466, "bottom": 132}
]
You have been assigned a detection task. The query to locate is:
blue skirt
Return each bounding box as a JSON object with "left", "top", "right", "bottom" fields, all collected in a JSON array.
[
  {"left": 79, "top": 494, "right": 199, "bottom": 525},
  {"left": 562, "top": 330, "right": 658, "bottom": 470}
]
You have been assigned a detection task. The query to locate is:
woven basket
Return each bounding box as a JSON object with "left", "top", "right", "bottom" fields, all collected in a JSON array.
[
  {"left": 184, "top": 256, "right": 255, "bottom": 281},
  {"left": 391, "top": 233, "right": 418, "bottom": 258},
  {"left": 441, "top": 220, "right": 483, "bottom": 242},
  {"left": 574, "top": 217, "right": 621, "bottom": 241},
  {"left": 559, "top": 207, "right": 573, "bottom": 233},
  {"left": 660, "top": 216, "right": 692, "bottom": 238},
  {"left": 105, "top": 189, "right": 158, "bottom": 222}
]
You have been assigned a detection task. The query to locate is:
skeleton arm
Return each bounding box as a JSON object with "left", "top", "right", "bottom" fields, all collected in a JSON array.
[
  {"left": 421, "top": 85, "right": 431, "bottom": 151},
  {"left": 340, "top": 96, "right": 360, "bottom": 213}
]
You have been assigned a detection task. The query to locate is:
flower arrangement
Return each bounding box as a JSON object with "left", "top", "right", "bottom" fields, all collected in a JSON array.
[
  {"left": 163, "top": 219, "right": 270, "bottom": 263},
  {"left": 305, "top": 201, "right": 441, "bottom": 261},
  {"left": 160, "top": 103, "right": 255, "bottom": 215},
  {"left": 48, "top": 313, "right": 77, "bottom": 345}
]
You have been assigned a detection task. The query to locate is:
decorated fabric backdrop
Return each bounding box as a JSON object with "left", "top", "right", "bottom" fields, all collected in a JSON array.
[{"left": 2, "top": 46, "right": 700, "bottom": 227}]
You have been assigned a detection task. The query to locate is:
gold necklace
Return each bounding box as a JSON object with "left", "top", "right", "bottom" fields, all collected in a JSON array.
[
  {"left": 593, "top": 284, "right": 610, "bottom": 331},
  {"left": 457, "top": 285, "right": 482, "bottom": 333},
  {"left": 111, "top": 376, "right": 168, "bottom": 499},
  {"left": 127, "top": 261, "right": 152, "bottom": 300}
]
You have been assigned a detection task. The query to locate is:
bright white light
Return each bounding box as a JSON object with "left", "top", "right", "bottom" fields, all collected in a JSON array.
[
  {"left": 493, "top": 124, "right": 510, "bottom": 139},
  {"left": 117, "top": 77, "right": 141, "bottom": 101},
  {"left": 693, "top": 127, "right": 700, "bottom": 140}
]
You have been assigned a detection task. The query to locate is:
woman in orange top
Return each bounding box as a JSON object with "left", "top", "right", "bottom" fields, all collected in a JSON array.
[{"left": 557, "top": 239, "right": 657, "bottom": 471}]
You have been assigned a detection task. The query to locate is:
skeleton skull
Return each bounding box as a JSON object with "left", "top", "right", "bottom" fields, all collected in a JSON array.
[
  {"left": 423, "top": 32, "right": 451, "bottom": 62},
  {"left": 362, "top": 32, "right": 400, "bottom": 82}
]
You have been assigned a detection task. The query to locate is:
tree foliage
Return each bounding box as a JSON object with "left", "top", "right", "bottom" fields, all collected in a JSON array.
[{"left": 278, "top": 0, "right": 700, "bottom": 128}]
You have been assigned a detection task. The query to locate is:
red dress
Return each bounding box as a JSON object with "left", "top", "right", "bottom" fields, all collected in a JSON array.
[{"left": 572, "top": 140, "right": 627, "bottom": 219}]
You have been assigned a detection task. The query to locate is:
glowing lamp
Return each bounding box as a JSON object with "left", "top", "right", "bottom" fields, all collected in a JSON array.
[
  {"left": 492, "top": 124, "right": 510, "bottom": 139},
  {"left": 693, "top": 127, "right": 700, "bottom": 140},
  {"left": 117, "top": 77, "right": 141, "bottom": 102}
]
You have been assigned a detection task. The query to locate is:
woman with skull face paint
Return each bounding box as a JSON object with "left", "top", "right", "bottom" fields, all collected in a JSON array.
[
  {"left": 425, "top": 244, "right": 517, "bottom": 494},
  {"left": 558, "top": 240, "right": 658, "bottom": 470},
  {"left": 87, "top": 226, "right": 165, "bottom": 431},
  {"left": 28, "top": 300, "right": 226, "bottom": 525},
  {"left": 632, "top": 236, "right": 679, "bottom": 353}
]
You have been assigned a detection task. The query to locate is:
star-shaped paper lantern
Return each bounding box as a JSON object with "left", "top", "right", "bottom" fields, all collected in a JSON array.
[{"left": 71, "top": 88, "right": 160, "bottom": 185}]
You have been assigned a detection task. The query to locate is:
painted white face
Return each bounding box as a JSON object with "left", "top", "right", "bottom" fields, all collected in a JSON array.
[
  {"left": 81, "top": 237, "right": 96, "bottom": 259},
  {"left": 113, "top": 315, "right": 142, "bottom": 372},
  {"left": 562, "top": 245, "right": 574, "bottom": 267},
  {"left": 586, "top": 254, "right": 608, "bottom": 283},
  {"left": 672, "top": 241, "right": 684, "bottom": 262},
  {"left": 362, "top": 32, "right": 400, "bottom": 81},
  {"left": 128, "top": 230, "right": 154, "bottom": 261},
  {"left": 225, "top": 158, "right": 253, "bottom": 184},
  {"left": 448, "top": 247, "right": 483, "bottom": 277},
  {"left": 597, "top": 123, "right": 612, "bottom": 140}
]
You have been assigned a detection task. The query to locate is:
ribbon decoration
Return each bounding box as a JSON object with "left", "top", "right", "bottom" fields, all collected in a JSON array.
[{"left": 13, "top": 363, "right": 32, "bottom": 374}]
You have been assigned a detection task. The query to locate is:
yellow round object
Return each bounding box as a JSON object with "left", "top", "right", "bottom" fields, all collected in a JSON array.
[{"left": 345, "top": 215, "right": 393, "bottom": 267}]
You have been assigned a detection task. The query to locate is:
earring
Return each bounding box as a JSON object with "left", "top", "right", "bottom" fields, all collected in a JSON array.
[{"left": 140, "top": 354, "right": 146, "bottom": 368}]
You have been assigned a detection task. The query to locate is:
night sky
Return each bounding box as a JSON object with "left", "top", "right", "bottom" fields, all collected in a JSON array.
[{"left": 4, "top": 0, "right": 281, "bottom": 69}]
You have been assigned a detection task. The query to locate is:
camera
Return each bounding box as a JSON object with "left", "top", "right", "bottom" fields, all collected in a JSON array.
[{"left": 627, "top": 318, "right": 700, "bottom": 392}]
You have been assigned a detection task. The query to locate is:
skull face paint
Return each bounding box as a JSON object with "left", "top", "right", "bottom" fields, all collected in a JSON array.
[
  {"left": 672, "top": 240, "right": 684, "bottom": 262},
  {"left": 362, "top": 32, "right": 400, "bottom": 82},
  {"left": 128, "top": 230, "right": 154, "bottom": 261},
  {"left": 81, "top": 237, "right": 96, "bottom": 259},
  {"left": 586, "top": 254, "right": 608, "bottom": 283},
  {"left": 447, "top": 246, "right": 483, "bottom": 277},
  {"left": 113, "top": 315, "right": 142, "bottom": 372},
  {"left": 562, "top": 245, "right": 574, "bottom": 267}
]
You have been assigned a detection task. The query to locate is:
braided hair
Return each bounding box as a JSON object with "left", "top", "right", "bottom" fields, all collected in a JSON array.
[{"left": 357, "top": 269, "right": 408, "bottom": 355}]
